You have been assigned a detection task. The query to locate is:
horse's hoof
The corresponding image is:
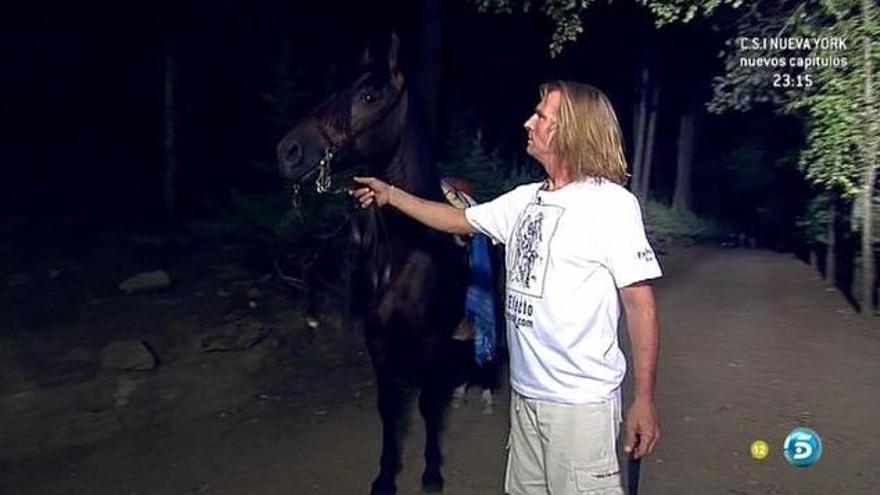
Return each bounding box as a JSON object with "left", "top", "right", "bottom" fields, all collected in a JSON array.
[
  {"left": 370, "top": 478, "right": 397, "bottom": 495},
  {"left": 451, "top": 384, "right": 467, "bottom": 409},
  {"left": 481, "top": 389, "right": 495, "bottom": 415},
  {"left": 421, "top": 471, "right": 444, "bottom": 493}
]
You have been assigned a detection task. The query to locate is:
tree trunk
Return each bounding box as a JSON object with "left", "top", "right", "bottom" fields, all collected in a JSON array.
[
  {"left": 827, "top": 196, "right": 837, "bottom": 287},
  {"left": 861, "top": 159, "right": 877, "bottom": 316},
  {"left": 859, "top": 0, "right": 877, "bottom": 316},
  {"left": 163, "top": 34, "right": 177, "bottom": 223},
  {"left": 415, "top": 0, "right": 442, "bottom": 148},
  {"left": 630, "top": 65, "right": 650, "bottom": 193},
  {"left": 673, "top": 110, "right": 696, "bottom": 213},
  {"left": 343, "top": 241, "right": 355, "bottom": 333},
  {"left": 271, "top": 37, "right": 293, "bottom": 128},
  {"left": 639, "top": 83, "right": 661, "bottom": 201}
]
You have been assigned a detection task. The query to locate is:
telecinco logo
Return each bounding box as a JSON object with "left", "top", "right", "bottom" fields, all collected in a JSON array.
[{"left": 783, "top": 427, "right": 822, "bottom": 467}]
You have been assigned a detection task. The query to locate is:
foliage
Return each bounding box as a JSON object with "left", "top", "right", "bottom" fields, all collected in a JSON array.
[
  {"left": 796, "top": 192, "right": 832, "bottom": 243},
  {"left": 471, "top": 0, "right": 584, "bottom": 56},
  {"left": 792, "top": 0, "right": 878, "bottom": 200},
  {"left": 438, "top": 110, "right": 727, "bottom": 240},
  {"left": 701, "top": 132, "right": 811, "bottom": 245},
  {"left": 264, "top": 40, "right": 305, "bottom": 131},
  {"left": 469, "top": 0, "right": 876, "bottom": 203},
  {"left": 851, "top": 189, "right": 880, "bottom": 240},
  {"left": 644, "top": 199, "right": 728, "bottom": 240},
  {"left": 709, "top": 0, "right": 878, "bottom": 313},
  {"left": 790, "top": 190, "right": 880, "bottom": 246},
  {"left": 189, "top": 187, "right": 352, "bottom": 242},
  {"left": 710, "top": 0, "right": 878, "bottom": 199},
  {"left": 440, "top": 109, "right": 543, "bottom": 201},
  {"left": 272, "top": 186, "right": 353, "bottom": 241},
  {"left": 707, "top": 0, "right": 805, "bottom": 113},
  {"left": 638, "top": 0, "right": 746, "bottom": 26},
  {"left": 471, "top": 0, "right": 745, "bottom": 57},
  {"left": 189, "top": 190, "right": 290, "bottom": 239}
]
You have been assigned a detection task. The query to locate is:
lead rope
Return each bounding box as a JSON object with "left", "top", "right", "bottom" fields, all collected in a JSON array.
[{"left": 372, "top": 198, "right": 394, "bottom": 288}]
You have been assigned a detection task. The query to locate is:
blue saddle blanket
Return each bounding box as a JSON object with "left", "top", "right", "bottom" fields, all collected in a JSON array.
[{"left": 466, "top": 233, "right": 496, "bottom": 364}]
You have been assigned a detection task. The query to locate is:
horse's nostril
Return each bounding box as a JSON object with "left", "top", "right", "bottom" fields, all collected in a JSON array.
[{"left": 286, "top": 141, "right": 303, "bottom": 167}]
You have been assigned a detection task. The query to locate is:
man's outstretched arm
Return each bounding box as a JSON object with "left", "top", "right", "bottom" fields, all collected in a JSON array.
[{"left": 350, "top": 177, "right": 477, "bottom": 235}]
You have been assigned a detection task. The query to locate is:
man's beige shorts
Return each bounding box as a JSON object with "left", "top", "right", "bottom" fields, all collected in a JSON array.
[{"left": 504, "top": 391, "right": 624, "bottom": 495}]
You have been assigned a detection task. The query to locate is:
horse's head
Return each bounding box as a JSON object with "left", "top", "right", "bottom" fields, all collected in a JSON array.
[{"left": 276, "top": 34, "right": 406, "bottom": 195}]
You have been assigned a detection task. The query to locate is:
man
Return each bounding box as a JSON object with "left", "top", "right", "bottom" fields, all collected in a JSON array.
[{"left": 351, "top": 80, "right": 661, "bottom": 495}]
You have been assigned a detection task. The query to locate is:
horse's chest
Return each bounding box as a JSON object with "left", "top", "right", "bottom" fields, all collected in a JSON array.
[{"left": 362, "top": 245, "right": 464, "bottom": 327}]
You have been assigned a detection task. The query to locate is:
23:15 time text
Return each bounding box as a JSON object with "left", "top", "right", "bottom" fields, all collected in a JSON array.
[{"left": 773, "top": 73, "right": 814, "bottom": 88}]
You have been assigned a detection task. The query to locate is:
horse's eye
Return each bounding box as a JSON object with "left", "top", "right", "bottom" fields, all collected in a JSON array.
[{"left": 361, "top": 91, "right": 378, "bottom": 104}]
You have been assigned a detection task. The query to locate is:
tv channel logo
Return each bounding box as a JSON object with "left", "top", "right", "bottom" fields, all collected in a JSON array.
[{"left": 783, "top": 427, "right": 822, "bottom": 467}]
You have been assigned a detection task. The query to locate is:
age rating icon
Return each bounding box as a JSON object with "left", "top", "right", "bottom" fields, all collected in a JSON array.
[{"left": 750, "top": 439, "right": 770, "bottom": 461}]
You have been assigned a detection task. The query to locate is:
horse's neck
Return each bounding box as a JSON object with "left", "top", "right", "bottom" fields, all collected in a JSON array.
[
  {"left": 357, "top": 90, "right": 448, "bottom": 254},
  {"left": 383, "top": 92, "right": 442, "bottom": 202}
]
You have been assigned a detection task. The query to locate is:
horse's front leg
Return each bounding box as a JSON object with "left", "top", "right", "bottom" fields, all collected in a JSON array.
[
  {"left": 419, "top": 374, "right": 450, "bottom": 492},
  {"left": 372, "top": 374, "right": 405, "bottom": 495}
]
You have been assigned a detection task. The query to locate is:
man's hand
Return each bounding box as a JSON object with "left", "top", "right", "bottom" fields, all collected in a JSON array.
[
  {"left": 348, "top": 177, "right": 476, "bottom": 235},
  {"left": 350, "top": 177, "right": 392, "bottom": 208},
  {"left": 623, "top": 398, "right": 660, "bottom": 459}
]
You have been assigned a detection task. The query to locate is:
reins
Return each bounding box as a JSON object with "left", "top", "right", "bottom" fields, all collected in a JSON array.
[{"left": 288, "top": 79, "right": 408, "bottom": 291}]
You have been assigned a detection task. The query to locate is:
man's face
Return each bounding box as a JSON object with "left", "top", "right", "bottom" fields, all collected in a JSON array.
[{"left": 523, "top": 89, "right": 561, "bottom": 167}]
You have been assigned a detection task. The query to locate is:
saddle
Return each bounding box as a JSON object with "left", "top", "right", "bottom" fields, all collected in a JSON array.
[
  {"left": 440, "top": 178, "right": 476, "bottom": 247},
  {"left": 440, "top": 178, "right": 477, "bottom": 209},
  {"left": 439, "top": 177, "right": 496, "bottom": 364}
]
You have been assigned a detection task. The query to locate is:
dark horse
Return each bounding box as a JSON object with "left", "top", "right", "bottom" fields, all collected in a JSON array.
[{"left": 276, "top": 34, "right": 468, "bottom": 495}]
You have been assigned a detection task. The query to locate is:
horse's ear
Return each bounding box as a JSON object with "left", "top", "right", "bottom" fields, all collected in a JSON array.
[
  {"left": 388, "top": 32, "right": 404, "bottom": 87},
  {"left": 388, "top": 33, "right": 400, "bottom": 74},
  {"left": 359, "top": 45, "right": 374, "bottom": 68}
]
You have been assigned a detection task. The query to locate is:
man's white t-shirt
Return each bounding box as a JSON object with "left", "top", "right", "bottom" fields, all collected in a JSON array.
[{"left": 465, "top": 178, "right": 662, "bottom": 405}]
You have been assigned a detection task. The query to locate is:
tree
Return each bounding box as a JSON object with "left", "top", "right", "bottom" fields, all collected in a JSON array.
[
  {"left": 162, "top": 33, "right": 178, "bottom": 223},
  {"left": 631, "top": 61, "right": 651, "bottom": 195},
  {"left": 639, "top": 82, "right": 662, "bottom": 200},
  {"left": 709, "top": 0, "right": 879, "bottom": 315},
  {"left": 470, "top": 0, "right": 745, "bottom": 205},
  {"left": 673, "top": 107, "right": 697, "bottom": 213},
  {"left": 630, "top": 57, "right": 662, "bottom": 203},
  {"left": 472, "top": 0, "right": 745, "bottom": 57},
  {"left": 857, "top": 0, "right": 877, "bottom": 313},
  {"left": 469, "top": 0, "right": 878, "bottom": 314},
  {"left": 414, "top": 0, "right": 444, "bottom": 147}
]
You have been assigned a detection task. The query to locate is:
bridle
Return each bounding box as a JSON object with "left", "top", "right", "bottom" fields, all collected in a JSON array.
[
  {"left": 284, "top": 75, "right": 407, "bottom": 292},
  {"left": 289, "top": 76, "right": 406, "bottom": 209}
]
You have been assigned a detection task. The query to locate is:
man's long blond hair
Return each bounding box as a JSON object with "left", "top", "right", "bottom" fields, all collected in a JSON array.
[{"left": 539, "top": 80, "right": 628, "bottom": 185}]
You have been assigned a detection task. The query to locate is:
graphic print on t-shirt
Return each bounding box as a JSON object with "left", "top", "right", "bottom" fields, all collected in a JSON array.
[{"left": 507, "top": 202, "right": 563, "bottom": 298}]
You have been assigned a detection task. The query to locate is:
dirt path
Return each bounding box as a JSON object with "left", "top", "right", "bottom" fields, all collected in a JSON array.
[
  {"left": 644, "top": 247, "right": 880, "bottom": 494},
  {"left": 1, "top": 245, "right": 878, "bottom": 495}
]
